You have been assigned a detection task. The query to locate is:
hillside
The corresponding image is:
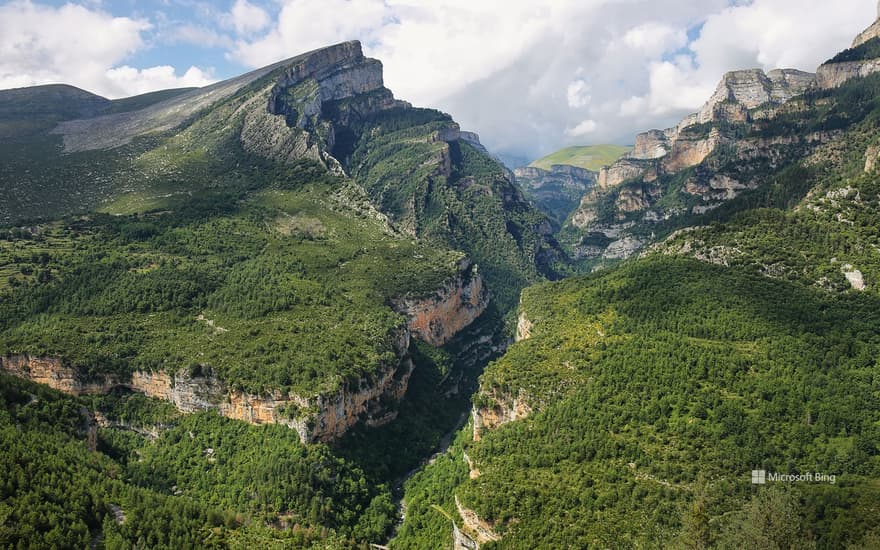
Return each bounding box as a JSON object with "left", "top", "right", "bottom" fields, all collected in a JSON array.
[
  {"left": 4, "top": 6, "right": 880, "bottom": 550},
  {"left": 0, "top": 40, "right": 561, "bottom": 547},
  {"left": 529, "top": 144, "right": 631, "bottom": 171},
  {"left": 394, "top": 11, "right": 880, "bottom": 549}
]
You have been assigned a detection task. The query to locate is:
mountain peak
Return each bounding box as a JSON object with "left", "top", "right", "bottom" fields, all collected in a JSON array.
[
  {"left": 851, "top": 1, "right": 880, "bottom": 48},
  {"left": 54, "top": 40, "right": 376, "bottom": 152}
]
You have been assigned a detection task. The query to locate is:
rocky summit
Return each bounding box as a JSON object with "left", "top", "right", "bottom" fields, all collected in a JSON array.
[{"left": 561, "top": 7, "right": 880, "bottom": 264}]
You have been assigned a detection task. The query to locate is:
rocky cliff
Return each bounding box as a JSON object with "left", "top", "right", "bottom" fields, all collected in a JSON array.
[
  {"left": 565, "top": 63, "right": 823, "bottom": 259},
  {"left": 816, "top": 6, "right": 880, "bottom": 89},
  {"left": 472, "top": 388, "right": 532, "bottom": 442},
  {"left": 454, "top": 495, "right": 500, "bottom": 547},
  {"left": 240, "top": 41, "right": 407, "bottom": 171},
  {"left": 391, "top": 259, "right": 490, "bottom": 346},
  {"left": 817, "top": 57, "right": 880, "bottom": 89},
  {"left": 0, "top": 254, "right": 494, "bottom": 443},
  {"left": 0, "top": 343, "right": 412, "bottom": 444},
  {"left": 852, "top": 1, "right": 880, "bottom": 48}
]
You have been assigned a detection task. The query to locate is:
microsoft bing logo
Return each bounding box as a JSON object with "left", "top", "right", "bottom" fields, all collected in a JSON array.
[{"left": 751, "top": 470, "right": 767, "bottom": 484}]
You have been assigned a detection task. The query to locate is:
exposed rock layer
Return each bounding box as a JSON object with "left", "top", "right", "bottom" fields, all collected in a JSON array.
[
  {"left": 0, "top": 344, "right": 410, "bottom": 444},
  {"left": 392, "top": 260, "right": 490, "bottom": 347}
]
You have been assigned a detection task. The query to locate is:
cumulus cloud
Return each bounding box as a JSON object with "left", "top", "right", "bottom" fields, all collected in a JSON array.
[
  {"left": 623, "top": 22, "right": 688, "bottom": 53},
  {"left": 231, "top": 0, "right": 874, "bottom": 160},
  {"left": 0, "top": 0, "right": 215, "bottom": 98},
  {"left": 566, "top": 119, "right": 598, "bottom": 137},
  {"left": 105, "top": 65, "right": 215, "bottom": 96},
  {"left": 227, "top": 0, "right": 271, "bottom": 36},
  {"left": 566, "top": 80, "right": 592, "bottom": 109}
]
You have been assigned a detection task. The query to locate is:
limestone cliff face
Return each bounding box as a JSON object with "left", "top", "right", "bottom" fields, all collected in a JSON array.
[
  {"left": 565, "top": 64, "right": 820, "bottom": 257},
  {"left": 852, "top": 2, "right": 880, "bottom": 48},
  {"left": 391, "top": 259, "right": 490, "bottom": 347},
  {"left": 515, "top": 312, "right": 533, "bottom": 342},
  {"left": 627, "top": 129, "right": 675, "bottom": 160},
  {"left": 817, "top": 58, "right": 880, "bottom": 89},
  {"left": 663, "top": 128, "right": 728, "bottom": 173},
  {"left": 817, "top": 7, "right": 880, "bottom": 89},
  {"left": 695, "top": 69, "right": 815, "bottom": 125},
  {"left": 1, "top": 330, "right": 414, "bottom": 444},
  {"left": 239, "top": 41, "right": 407, "bottom": 171},
  {"left": 0, "top": 355, "right": 114, "bottom": 395},
  {"left": 454, "top": 495, "right": 500, "bottom": 546},
  {"left": 1, "top": 254, "right": 491, "bottom": 442},
  {"left": 472, "top": 389, "right": 532, "bottom": 442},
  {"left": 596, "top": 158, "right": 652, "bottom": 191}
]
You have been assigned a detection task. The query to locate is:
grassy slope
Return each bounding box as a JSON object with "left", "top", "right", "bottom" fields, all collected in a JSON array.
[{"left": 529, "top": 144, "right": 631, "bottom": 171}]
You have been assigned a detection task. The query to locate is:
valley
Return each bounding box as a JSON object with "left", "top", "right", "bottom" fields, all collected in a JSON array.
[{"left": 2, "top": 5, "right": 880, "bottom": 550}]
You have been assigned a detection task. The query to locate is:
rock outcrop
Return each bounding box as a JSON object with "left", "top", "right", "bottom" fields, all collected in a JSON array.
[
  {"left": 565, "top": 64, "right": 821, "bottom": 257},
  {"left": 0, "top": 341, "right": 412, "bottom": 444},
  {"left": 817, "top": 6, "right": 880, "bottom": 89},
  {"left": 515, "top": 312, "right": 533, "bottom": 342},
  {"left": 1, "top": 254, "right": 492, "bottom": 442},
  {"left": 852, "top": 2, "right": 880, "bottom": 48},
  {"left": 454, "top": 495, "right": 501, "bottom": 546},
  {"left": 391, "top": 259, "right": 490, "bottom": 347},
  {"left": 694, "top": 69, "right": 816, "bottom": 126},
  {"left": 596, "top": 158, "right": 652, "bottom": 191},
  {"left": 240, "top": 41, "right": 407, "bottom": 171},
  {"left": 627, "top": 129, "right": 675, "bottom": 160},
  {"left": 817, "top": 58, "right": 880, "bottom": 89},
  {"left": 472, "top": 389, "right": 532, "bottom": 442}
]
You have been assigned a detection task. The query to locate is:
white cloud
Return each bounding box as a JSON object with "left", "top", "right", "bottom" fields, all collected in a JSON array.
[
  {"left": 1, "top": 0, "right": 877, "bottom": 160},
  {"left": 566, "top": 119, "right": 597, "bottom": 137},
  {"left": 231, "top": 0, "right": 392, "bottom": 68},
  {"left": 228, "top": 0, "right": 271, "bottom": 36},
  {"left": 566, "top": 80, "right": 591, "bottom": 109},
  {"left": 623, "top": 22, "right": 687, "bottom": 53},
  {"left": 105, "top": 65, "right": 215, "bottom": 96},
  {"left": 0, "top": 0, "right": 216, "bottom": 99}
]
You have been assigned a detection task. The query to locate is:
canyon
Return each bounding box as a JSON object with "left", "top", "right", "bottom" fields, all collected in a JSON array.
[{"left": 1, "top": 264, "right": 488, "bottom": 443}]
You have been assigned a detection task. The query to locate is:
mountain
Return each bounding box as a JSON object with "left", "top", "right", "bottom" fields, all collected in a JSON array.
[
  {"left": 514, "top": 145, "right": 628, "bottom": 230},
  {"left": 0, "top": 40, "right": 562, "bottom": 547},
  {"left": 529, "top": 144, "right": 631, "bottom": 172},
  {"left": 558, "top": 12, "right": 880, "bottom": 266},
  {"left": 514, "top": 164, "right": 597, "bottom": 228},
  {"left": 394, "top": 11, "right": 880, "bottom": 549}
]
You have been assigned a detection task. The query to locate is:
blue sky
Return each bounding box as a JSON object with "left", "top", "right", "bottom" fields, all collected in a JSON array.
[{"left": 1, "top": 0, "right": 876, "bottom": 161}]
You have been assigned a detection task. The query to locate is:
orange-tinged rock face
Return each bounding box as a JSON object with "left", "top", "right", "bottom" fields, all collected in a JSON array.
[
  {"left": 472, "top": 389, "right": 532, "bottom": 442},
  {"left": 0, "top": 347, "right": 411, "bottom": 445},
  {"left": 393, "top": 260, "right": 490, "bottom": 347}
]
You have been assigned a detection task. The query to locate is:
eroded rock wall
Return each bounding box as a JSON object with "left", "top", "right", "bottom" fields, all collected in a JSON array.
[
  {"left": 1, "top": 332, "right": 412, "bottom": 445},
  {"left": 392, "top": 259, "right": 490, "bottom": 347}
]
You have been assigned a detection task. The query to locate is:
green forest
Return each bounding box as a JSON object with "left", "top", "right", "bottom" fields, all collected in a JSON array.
[{"left": 394, "top": 257, "right": 880, "bottom": 548}]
